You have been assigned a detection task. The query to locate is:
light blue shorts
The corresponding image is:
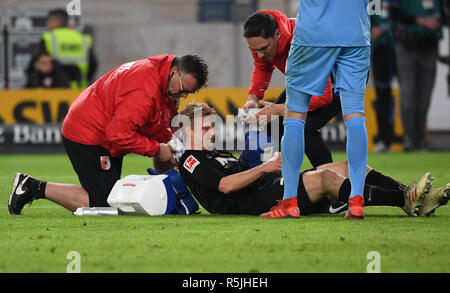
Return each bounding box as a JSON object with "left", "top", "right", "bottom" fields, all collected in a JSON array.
[{"left": 285, "top": 45, "right": 370, "bottom": 114}]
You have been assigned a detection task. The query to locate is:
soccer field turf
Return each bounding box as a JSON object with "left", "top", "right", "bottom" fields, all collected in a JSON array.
[{"left": 0, "top": 152, "right": 449, "bottom": 273}]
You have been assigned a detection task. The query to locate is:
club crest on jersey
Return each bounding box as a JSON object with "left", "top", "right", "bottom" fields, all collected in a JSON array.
[
  {"left": 183, "top": 155, "right": 200, "bottom": 173},
  {"left": 100, "top": 156, "right": 111, "bottom": 171}
]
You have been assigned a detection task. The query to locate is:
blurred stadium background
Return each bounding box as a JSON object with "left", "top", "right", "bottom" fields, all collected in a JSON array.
[{"left": 0, "top": 0, "right": 449, "bottom": 154}]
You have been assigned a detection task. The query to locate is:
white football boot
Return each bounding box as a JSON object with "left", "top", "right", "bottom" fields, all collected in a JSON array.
[
  {"left": 419, "top": 183, "right": 450, "bottom": 217},
  {"left": 401, "top": 172, "right": 433, "bottom": 216}
]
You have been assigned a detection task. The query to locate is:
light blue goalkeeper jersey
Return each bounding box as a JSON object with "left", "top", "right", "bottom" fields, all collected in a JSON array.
[{"left": 292, "top": 0, "right": 371, "bottom": 47}]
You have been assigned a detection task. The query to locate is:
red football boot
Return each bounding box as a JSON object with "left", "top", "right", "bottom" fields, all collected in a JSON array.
[
  {"left": 260, "top": 197, "right": 301, "bottom": 218},
  {"left": 345, "top": 194, "right": 365, "bottom": 220}
]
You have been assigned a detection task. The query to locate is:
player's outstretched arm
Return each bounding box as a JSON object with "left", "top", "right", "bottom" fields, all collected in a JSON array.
[{"left": 218, "top": 152, "right": 281, "bottom": 194}]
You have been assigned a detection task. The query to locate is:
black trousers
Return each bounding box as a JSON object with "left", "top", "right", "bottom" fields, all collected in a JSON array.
[
  {"left": 372, "top": 44, "right": 396, "bottom": 146},
  {"left": 269, "top": 89, "right": 341, "bottom": 167},
  {"left": 396, "top": 41, "right": 438, "bottom": 149}
]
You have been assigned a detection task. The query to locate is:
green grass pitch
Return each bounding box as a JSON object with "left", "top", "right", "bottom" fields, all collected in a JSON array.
[{"left": 0, "top": 152, "right": 449, "bottom": 273}]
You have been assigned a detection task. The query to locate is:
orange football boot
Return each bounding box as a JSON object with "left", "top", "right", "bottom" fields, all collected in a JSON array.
[
  {"left": 345, "top": 194, "right": 365, "bottom": 220},
  {"left": 260, "top": 197, "right": 300, "bottom": 218}
]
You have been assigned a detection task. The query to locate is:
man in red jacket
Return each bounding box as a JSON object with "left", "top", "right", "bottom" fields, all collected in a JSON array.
[
  {"left": 242, "top": 11, "right": 341, "bottom": 167},
  {"left": 8, "top": 54, "right": 209, "bottom": 214}
]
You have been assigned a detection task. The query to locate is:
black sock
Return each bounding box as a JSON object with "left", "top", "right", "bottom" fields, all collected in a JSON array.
[
  {"left": 366, "top": 170, "right": 406, "bottom": 190},
  {"left": 338, "top": 179, "right": 404, "bottom": 207},
  {"left": 338, "top": 179, "right": 351, "bottom": 202},
  {"left": 26, "top": 178, "right": 47, "bottom": 199},
  {"left": 363, "top": 184, "right": 405, "bottom": 207}
]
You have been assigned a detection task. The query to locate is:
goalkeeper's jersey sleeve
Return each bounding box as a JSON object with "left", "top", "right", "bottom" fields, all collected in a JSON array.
[{"left": 293, "top": 0, "right": 371, "bottom": 47}]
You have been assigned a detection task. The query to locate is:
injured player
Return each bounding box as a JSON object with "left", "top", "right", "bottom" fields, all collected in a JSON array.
[{"left": 177, "top": 102, "right": 449, "bottom": 217}]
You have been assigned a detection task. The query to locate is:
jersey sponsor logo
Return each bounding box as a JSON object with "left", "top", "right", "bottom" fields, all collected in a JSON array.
[
  {"left": 183, "top": 155, "right": 200, "bottom": 173},
  {"left": 100, "top": 156, "right": 111, "bottom": 171},
  {"left": 215, "top": 156, "right": 237, "bottom": 166}
]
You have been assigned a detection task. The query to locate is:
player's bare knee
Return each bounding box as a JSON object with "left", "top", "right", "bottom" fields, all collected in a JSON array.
[
  {"left": 343, "top": 112, "right": 365, "bottom": 121},
  {"left": 320, "top": 169, "right": 341, "bottom": 192},
  {"left": 318, "top": 169, "right": 331, "bottom": 186},
  {"left": 320, "top": 168, "right": 339, "bottom": 180},
  {"left": 285, "top": 109, "right": 307, "bottom": 120}
]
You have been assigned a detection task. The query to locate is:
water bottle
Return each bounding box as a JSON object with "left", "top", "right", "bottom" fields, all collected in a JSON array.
[
  {"left": 168, "top": 137, "right": 185, "bottom": 163},
  {"left": 73, "top": 207, "right": 119, "bottom": 216}
]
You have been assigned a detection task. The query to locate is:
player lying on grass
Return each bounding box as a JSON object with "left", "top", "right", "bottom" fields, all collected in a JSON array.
[{"left": 178, "top": 102, "right": 449, "bottom": 217}]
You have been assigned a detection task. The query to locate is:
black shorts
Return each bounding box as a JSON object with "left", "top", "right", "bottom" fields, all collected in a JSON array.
[
  {"left": 62, "top": 135, "right": 123, "bottom": 207},
  {"left": 297, "top": 168, "right": 331, "bottom": 215}
]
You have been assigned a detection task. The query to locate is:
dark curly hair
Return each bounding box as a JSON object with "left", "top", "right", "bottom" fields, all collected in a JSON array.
[{"left": 173, "top": 54, "right": 209, "bottom": 89}]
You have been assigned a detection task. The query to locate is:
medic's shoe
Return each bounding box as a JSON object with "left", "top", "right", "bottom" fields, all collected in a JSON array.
[
  {"left": 419, "top": 183, "right": 450, "bottom": 217},
  {"left": 8, "top": 173, "right": 34, "bottom": 215},
  {"left": 402, "top": 172, "right": 433, "bottom": 216},
  {"left": 345, "top": 195, "right": 365, "bottom": 220},
  {"left": 259, "top": 197, "right": 300, "bottom": 218}
]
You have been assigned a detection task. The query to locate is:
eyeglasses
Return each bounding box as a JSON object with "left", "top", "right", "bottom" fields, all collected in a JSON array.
[{"left": 178, "top": 72, "right": 199, "bottom": 95}]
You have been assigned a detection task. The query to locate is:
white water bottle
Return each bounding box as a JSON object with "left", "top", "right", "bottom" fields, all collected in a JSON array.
[{"left": 73, "top": 207, "right": 119, "bottom": 216}]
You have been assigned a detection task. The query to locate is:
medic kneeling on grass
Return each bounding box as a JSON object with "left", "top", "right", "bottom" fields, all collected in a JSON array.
[
  {"left": 176, "top": 102, "right": 449, "bottom": 218},
  {"left": 8, "top": 54, "right": 208, "bottom": 215}
]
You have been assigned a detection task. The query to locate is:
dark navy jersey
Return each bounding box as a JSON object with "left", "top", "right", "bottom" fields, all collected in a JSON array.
[{"left": 179, "top": 150, "right": 283, "bottom": 215}]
